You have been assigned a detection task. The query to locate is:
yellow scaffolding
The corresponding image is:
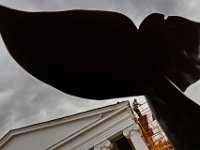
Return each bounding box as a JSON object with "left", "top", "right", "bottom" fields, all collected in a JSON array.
[{"left": 133, "top": 102, "right": 174, "bottom": 150}]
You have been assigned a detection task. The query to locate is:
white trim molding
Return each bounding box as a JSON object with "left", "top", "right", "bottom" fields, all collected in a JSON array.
[
  {"left": 94, "top": 140, "right": 113, "bottom": 150},
  {"left": 123, "top": 124, "right": 140, "bottom": 139}
]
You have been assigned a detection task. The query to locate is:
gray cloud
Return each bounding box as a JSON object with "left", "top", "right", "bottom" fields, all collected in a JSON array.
[
  {"left": 0, "top": 0, "right": 180, "bottom": 26},
  {"left": 0, "top": 0, "right": 200, "bottom": 139},
  {"left": 2, "top": 0, "right": 199, "bottom": 26}
]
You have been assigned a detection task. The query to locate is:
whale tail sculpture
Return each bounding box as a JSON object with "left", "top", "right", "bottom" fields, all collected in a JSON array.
[{"left": 0, "top": 5, "right": 200, "bottom": 150}]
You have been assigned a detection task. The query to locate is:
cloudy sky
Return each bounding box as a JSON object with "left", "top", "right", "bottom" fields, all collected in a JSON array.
[{"left": 0, "top": 0, "right": 200, "bottom": 139}]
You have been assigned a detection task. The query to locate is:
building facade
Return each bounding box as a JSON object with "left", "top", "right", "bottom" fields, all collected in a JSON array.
[{"left": 0, "top": 101, "right": 148, "bottom": 150}]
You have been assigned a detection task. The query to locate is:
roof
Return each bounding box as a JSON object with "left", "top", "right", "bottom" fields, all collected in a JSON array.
[{"left": 0, "top": 101, "right": 131, "bottom": 147}]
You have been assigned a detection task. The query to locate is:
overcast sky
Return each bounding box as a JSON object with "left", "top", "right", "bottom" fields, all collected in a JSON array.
[{"left": 0, "top": 0, "right": 200, "bottom": 139}]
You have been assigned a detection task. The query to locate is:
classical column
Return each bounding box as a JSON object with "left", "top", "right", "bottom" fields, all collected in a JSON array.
[
  {"left": 123, "top": 124, "right": 138, "bottom": 138},
  {"left": 123, "top": 124, "right": 149, "bottom": 150},
  {"left": 94, "top": 140, "right": 113, "bottom": 150}
]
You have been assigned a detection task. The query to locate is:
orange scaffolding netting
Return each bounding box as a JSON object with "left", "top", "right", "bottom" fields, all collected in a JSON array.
[{"left": 132, "top": 101, "right": 174, "bottom": 150}]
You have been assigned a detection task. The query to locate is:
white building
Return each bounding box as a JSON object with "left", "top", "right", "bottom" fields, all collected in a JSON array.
[{"left": 0, "top": 101, "right": 148, "bottom": 150}]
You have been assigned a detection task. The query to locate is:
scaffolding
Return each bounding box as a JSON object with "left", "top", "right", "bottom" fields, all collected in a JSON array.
[{"left": 133, "top": 102, "right": 174, "bottom": 150}]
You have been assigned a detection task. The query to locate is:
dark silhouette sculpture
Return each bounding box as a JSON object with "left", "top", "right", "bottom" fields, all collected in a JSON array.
[{"left": 0, "top": 5, "right": 200, "bottom": 149}]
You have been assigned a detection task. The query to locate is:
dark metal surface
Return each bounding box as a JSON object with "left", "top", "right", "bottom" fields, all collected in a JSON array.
[{"left": 0, "top": 5, "right": 200, "bottom": 149}]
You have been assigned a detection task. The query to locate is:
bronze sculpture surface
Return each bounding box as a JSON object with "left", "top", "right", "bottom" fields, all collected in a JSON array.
[{"left": 0, "top": 5, "right": 200, "bottom": 149}]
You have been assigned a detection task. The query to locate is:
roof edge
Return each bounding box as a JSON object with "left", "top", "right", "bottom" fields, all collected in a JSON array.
[{"left": 0, "top": 101, "right": 130, "bottom": 147}]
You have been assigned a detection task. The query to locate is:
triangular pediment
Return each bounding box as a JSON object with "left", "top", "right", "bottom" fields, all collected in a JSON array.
[{"left": 0, "top": 101, "right": 132, "bottom": 150}]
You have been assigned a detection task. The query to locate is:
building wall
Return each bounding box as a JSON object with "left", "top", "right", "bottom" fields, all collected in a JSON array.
[
  {"left": 0, "top": 102, "right": 149, "bottom": 150},
  {"left": 1, "top": 114, "right": 101, "bottom": 150},
  {"left": 56, "top": 109, "right": 139, "bottom": 150}
]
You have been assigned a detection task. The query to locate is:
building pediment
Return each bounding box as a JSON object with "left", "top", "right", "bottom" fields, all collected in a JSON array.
[{"left": 0, "top": 101, "right": 147, "bottom": 150}]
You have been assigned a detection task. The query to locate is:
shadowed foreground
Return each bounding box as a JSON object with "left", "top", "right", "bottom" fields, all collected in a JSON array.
[{"left": 0, "top": 5, "right": 200, "bottom": 149}]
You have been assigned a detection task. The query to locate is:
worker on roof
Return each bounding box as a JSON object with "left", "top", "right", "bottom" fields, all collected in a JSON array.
[{"left": 133, "top": 99, "right": 142, "bottom": 117}]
